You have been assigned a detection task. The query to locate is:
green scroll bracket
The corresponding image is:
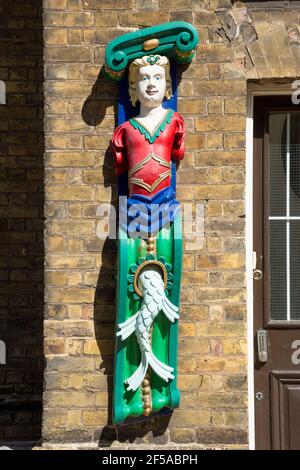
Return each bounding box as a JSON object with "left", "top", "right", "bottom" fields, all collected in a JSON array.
[{"left": 104, "top": 21, "right": 199, "bottom": 81}]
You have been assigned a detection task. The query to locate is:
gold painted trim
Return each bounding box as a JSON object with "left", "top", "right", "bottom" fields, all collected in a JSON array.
[
  {"left": 133, "top": 260, "right": 167, "bottom": 297},
  {"left": 128, "top": 152, "right": 171, "bottom": 179},
  {"left": 130, "top": 170, "right": 170, "bottom": 193}
]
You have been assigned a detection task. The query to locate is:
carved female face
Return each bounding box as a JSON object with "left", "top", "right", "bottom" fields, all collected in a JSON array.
[{"left": 136, "top": 64, "right": 166, "bottom": 108}]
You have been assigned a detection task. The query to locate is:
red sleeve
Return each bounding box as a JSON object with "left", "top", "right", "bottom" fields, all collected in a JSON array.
[
  {"left": 110, "top": 125, "right": 128, "bottom": 175},
  {"left": 171, "top": 113, "right": 185, "bottom": 161}
]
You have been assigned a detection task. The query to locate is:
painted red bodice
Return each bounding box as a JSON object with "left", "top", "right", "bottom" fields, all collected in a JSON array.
[{"left": 111, "top": 110, "right": 185, "bottom": 197}]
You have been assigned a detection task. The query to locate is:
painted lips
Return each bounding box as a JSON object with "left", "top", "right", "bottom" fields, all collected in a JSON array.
[{"left": 146, "top": 89, "right": 158, "bottom": 95}]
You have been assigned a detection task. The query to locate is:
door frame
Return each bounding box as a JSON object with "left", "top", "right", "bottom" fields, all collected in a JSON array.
[{"left": 246, "top": 84, "right": 294, "bottom": 450}]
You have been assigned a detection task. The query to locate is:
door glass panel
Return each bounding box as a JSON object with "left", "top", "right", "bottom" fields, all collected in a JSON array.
[
  {"left": 290, "top": 114, "right": 300, "bottom": 216},
  {"left": 268, "top": 112, "right": 300, "bottom": 321},
  {"left": 290, "top": 221, "right": 300, "bottom": 320},
  {"left": 269, "top": 114, "right": 287, "bottom": 217},
  {"left": 269, "top": 220, "right": 287, "bottom": 321}
]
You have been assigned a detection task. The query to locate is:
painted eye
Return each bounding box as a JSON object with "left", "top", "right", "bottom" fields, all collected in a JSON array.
[
  {"left": 156, "top": 76, "right": 161, "bottom": 81},
  {"left": 143, "top": 77, "right": 147, "bottom": 81}
]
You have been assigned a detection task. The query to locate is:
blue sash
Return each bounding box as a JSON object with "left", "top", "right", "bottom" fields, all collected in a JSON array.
[{"left": 119, "top": 186, "right": 179, "bottom": 238}]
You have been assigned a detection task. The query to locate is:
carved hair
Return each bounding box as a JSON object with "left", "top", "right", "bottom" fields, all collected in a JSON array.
[{"left": 128, "top": 55, "right": 172, "bottom": 106}]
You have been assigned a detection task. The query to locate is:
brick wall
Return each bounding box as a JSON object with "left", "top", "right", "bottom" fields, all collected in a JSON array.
[
  {"left": 0, "top": 0, "right": 44, "bottom": 441},
  {"left": 42, "top": 0, "right": 300, "bottom": 447}
]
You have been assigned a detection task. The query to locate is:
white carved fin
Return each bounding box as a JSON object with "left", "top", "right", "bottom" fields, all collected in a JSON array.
[
  {"left": 116, "top": 311, "right": 139, "bottom": 341},
  {"left": 125, "top": 351, "right": 148, "bottom": 391},
  {"left": 147, "top": 350, "right": 174, "bottom": 382},
  {"left": 162, "top": 297, "right": 180, "bottom": 323}
]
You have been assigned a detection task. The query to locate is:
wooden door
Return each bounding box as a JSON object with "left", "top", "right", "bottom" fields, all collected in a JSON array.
[{"left": 254, "top": 96, "right": 300, "bottom": 449}]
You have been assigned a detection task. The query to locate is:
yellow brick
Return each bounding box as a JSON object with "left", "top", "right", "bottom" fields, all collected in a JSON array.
[
  {"left": 84, "top": 374, "right": 108, "bottom": 392},
  {"left": 68, "top": 30, "right": 83, "bottom": 46},
  {"left": 180, "top": 392, "right": 196, "bottom": 409},
  {"left": 224, "top": 133, "right": 245, "bottom": 149},
  {"left": 45, "top": 305, "right": 67, "bottom": 320},
  {"left": 180, "top": 287, "right": 194, "bottom": 304},
  {"left": 170, "top": 410, "right": 211, "bottom": 427},
  {"left": 94, "top": 392, "right": 108, "bottom": 407},
  {"left": 196, "top": 116, "right": 246, "bottom": 132},
  {"left": 180, "top": 305, "right": 208, "bottom": 321},
  {"left": 195, "top": 150, "right": 245, "bottom": 167},
  {"left": 194, "top": 80, "right": 246, "bottom": 97},
  {"left": 44, "top": 391, "right": 94, "bottom": 408},
  {"left": 195, "top": 184, "right": 244, "bottom": 200},
  {"left": 186, "top": 134, "right": 206, "bottom": 150},
  {"left": 67, "top": 339, "right": 83, "bottom": 356},
  {"left": 197, "top": 253, "right": 245, "bottom": 269},
  {"left": 94, "top": 12, "right": 118, "bottom": 28},
  {"left": 45, "top": 29, "right": 67, "bottom": 45},
  {"left": 178, "top": 99, "right": 206, "bottom": 114},
  {"left": 46, "top": 287, "right": 95, "bottom": 303},
  {"left": 47, "top": 220, "right": 95, "bottom": 235},
  {"left": 46, "top": 135, "right": 68, "bottom": 150},
  {"left": 68, "top": 374, "right": 84, "bottom": 389},
  {"left": 45, "top": 271, "right": 68, "bottom": 286},
  {"left": 67, "top": 410, "right": 82, "bottom": 426},
  {"left": 84, "top": 135, "right": 111, "bottom": 150},
  {"left": 225, "top": 97, "right": 246, "bottom": 114},
  {"left": 179, "top": 338, "right": 210, "bottom": 355},
  {"left": 119, "top": 11, "right": 170, "bottom": 27},
  {"left": 209, "top": 305, "right": 224, "bottom": 321},
  {"left": 83, "top": 340, "right": 100, "bottom": 355},
  {"left": 222, "top": 168, "right": 245, "bottom": 183},
  {"left": 224, "top": 411, "right": 248, "bottom": 427},
  {"left": 44, "top": 0, "right": 67, "bottom": 8},
  {"left": 206, "top": 237, "right": 222, "bottom": 252},
  {"left": 197, "top": 356, "right": 246, "bottom": 373},
  {"left": 183, "top": 254, "right": 195, "bottom": 270},
  {"left": 179, "top": 322, "right": 196, "bottom": 337},
  {"left": 210, "top": 375, "right": 225, "bottom": 391},
  {"left": 177, "top": 186, "right": 194, "bottom": 201},
  {"left": 223, "top": 339, "right": 247, "bottom": 355},
  {"left": 46, "top": 152, "right": 95, "bottom": 168},
  {"left": 48, "top": 255, "right": 94, "bottom": 269},
  {"left": 178, "top": 356, "right": 197, "bottom": 373},
  {"left": 67, "top": 305, "right": 83, "bottom": 319},
  {"left": 182, "top": 271, "right": 206, "bottom": 286},
  {"left": 96, "top": 186, "right": 112, "bottom": 202},
  {"left": 68, "top": 272, "right": 82, "bottom": 286},
  {"left": 47, "top": 170, "right": 68, "bottom": 183},
  {"left": 44, "top": 338, "right": 65, "bottom": 355},
  {"left": 223, "top": 200, "right": 245, "bottom": 217},
  {"left": 46, "top": 236, "right": 66, "bottom": 252},
  {"left": 82, "top": 410, "right": 108, "bottom": 426},
  {"left": 43, "top": 411, "right": 68, "bottom": 427},
  {"left": 68, "top": 239, "right": 84, "bottom": 252},
  {"left": 68, "top": 204, "right": 82, "bottom": 218},
  {"left": 46, "top": 98, "right": 67, "bottom": 114},
  {"left": 83, "top": 271, "right": 99, "bottom": 286},
  {"left": 197, "top": 321, "right": 246, "bottom": 337},
  {"left": 177, "top": 80, "right": 194, "bottom": 97},
  {"left": 46, "top": 185, "right": 93, "bottom": 201},
  {"left": 207, "top": 133, "right": 223, "bottom": 149},
  {"left": 208, "top": 98, "right": 223, "bottom": 114},
  {"left": 207, "top": 201, "right": 222, "bottom": 217}
]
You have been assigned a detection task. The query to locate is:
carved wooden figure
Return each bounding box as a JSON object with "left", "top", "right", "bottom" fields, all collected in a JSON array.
[{"left": 104, "top": 22, "right": 198, "bottom": 423}]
